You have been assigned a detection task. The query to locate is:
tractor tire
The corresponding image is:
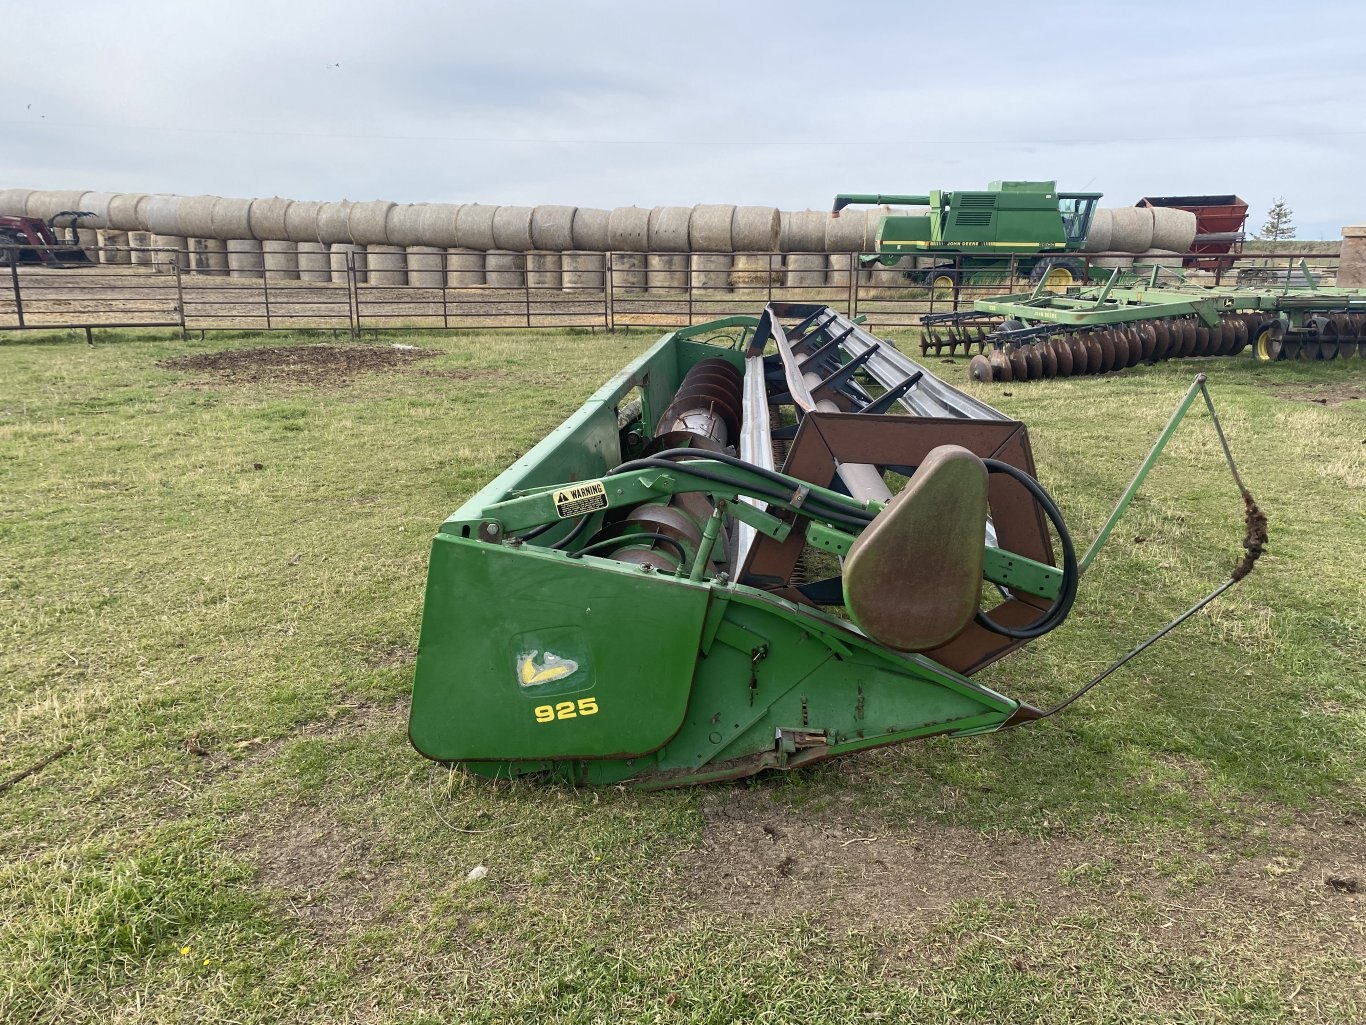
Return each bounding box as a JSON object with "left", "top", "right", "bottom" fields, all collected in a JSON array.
[
  {"left": 1028, "top": 257, "right": 1087, "bottom": 290},
  {"left": 927, "top": 267, "right": 958, "bottom": 301},
  {"left": 0, "top": 231, "right": 22, "bottom": 267}
]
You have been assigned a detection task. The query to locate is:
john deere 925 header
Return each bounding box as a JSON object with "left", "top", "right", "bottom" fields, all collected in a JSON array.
[{"left": 409, "top": 305, "right": 1262, "bottom": 787}]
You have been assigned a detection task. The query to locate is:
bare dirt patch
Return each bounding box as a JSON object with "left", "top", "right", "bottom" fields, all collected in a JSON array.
[
  {"left": 675, "top": 787, "right": 1365, "bottom": 957},
  {"left": 1264, "top": 381, "right": 1365, "bottom": 406},
  {"left": 158, "top": 343, "right": 438, "bottom": 386}
]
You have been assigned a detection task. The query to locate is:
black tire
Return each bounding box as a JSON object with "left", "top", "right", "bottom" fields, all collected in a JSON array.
[{"left": 1028, "top": 257, "right": 1087, "bottom": 289}]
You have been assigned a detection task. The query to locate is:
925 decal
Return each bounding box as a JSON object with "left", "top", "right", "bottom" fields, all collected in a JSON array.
[{"left": 534, "top": 697, "right": 599, "bottom": 723}]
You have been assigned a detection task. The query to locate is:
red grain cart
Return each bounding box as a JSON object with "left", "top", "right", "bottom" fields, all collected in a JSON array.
[{"left": 1137, "top": 195, "right": 1248, "bottom": 271}]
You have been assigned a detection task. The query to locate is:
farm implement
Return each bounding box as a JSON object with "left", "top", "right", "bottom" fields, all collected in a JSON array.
[
  {"left": 918, "top": 269, "right": 1366, "bottom": 382},
  {"left": 409, "top": 304, "right": 1262, "bottom": 787}
]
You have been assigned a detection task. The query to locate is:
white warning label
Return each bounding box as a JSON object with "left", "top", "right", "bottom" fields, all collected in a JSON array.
[{"left": 553, "top": 480, "right": 608, "bottom": 518}]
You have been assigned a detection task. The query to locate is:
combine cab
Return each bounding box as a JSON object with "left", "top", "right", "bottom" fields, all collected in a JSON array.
[
  {"left": 0, "top": 212, "right": 95, "bottom": 268},
  {"left": 409, "top": 305, "right": 1261, "bottom": 787}
]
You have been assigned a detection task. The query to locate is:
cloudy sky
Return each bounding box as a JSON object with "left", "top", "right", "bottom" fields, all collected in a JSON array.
[{"left": 5, "top": 1, "right": 1363, "bottom": 238}]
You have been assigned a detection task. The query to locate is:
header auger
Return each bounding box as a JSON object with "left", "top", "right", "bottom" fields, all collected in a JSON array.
[{"left": 409, "top": 305, "right": 1261, "bottom": 788}]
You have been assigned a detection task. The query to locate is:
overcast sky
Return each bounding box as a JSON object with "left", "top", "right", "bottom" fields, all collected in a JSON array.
[{"left": 4, "top": 1, "right": 1363, "bottom": 238}]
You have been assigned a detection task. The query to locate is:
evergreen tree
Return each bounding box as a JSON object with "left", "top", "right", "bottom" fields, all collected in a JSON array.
[{"left": 1258, "top": 198, "right": 1296, "bottom": 241}]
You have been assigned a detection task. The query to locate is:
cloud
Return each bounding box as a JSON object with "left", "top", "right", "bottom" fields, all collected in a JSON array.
[{"left": 2, "top": 0, "right": 1362, "bottom": 236}]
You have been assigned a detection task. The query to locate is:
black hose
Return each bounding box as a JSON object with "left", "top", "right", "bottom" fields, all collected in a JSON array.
[
  {"left": 973, "top": 459, "right": 1078, "bottom": 639},
  {"left": 549, "top": 514, "right": 594, "bottom": 551},
  {"left": 566, "top": 532, "right": 687, "bottom": 565}
]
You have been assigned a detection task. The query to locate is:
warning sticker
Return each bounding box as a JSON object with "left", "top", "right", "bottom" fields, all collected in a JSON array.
[{"left": 553, "top": 480, "right": 608, "bottom": 518}]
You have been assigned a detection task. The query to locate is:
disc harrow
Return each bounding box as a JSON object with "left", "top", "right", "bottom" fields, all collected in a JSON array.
[{"left": 922, "top": 273, "right": 1366, "bottom": 383}]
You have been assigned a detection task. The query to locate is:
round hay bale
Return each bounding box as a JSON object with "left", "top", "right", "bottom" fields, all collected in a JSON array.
[
  {"left": 330, "top": 243, "right": 366, "bottom": 283},
  {"left": 484, "top": 250, "right": 526, "bottom": 289},
  {"left": 824, "top": 209, "right": 867, "bottom": 253},
  {"left": 99, "top": 230, "right": 132, "bottom": 265},
  {"left": 366, "top": 244, "right": 408, "bottom": 285},
  {"left": 455, "top": 204, "right": 498, "bottom": 250},
  {"left": 1150, "top": 208, "right": 1197, "bottom": 254},
  {"left": 492, "top": 206, "right": 534, "bottom": 251},
  {"left": 446, "top": 248, "right": 485, "bottom": 287},
  {"left": 176, "top": 195, "right": 219, "bottom": 238},
  {"left": 865, "top": 256, "right": 908, "bottom": 293},
  {"left": 349, "top": 200, "right": 396, "bottom": 246},
  {"left": 106, "top": 194, "right": 147, "bottom": 232},
  {"left": 571, "top": 208, "right": 610, "bottom": 251},
  {"left": 1087, "top": 254, "right": 1135, "bottom": 269},
  {"left": 611, "top": 252, "right": 647, "bottom": 292},
  {"left": 608, "top": 207, "right": 650, "bottom": 252},
  {"left": 315, "top": 201, "right": 355, "bottom": 245},
  {"left": 690, "top": 253, "right": 731, "bottom": 292},
  {"left": 1107, "top": 207, "right": 1154, "bottom": 254},
  {"left": 417, "top": 204, "right": 462, "bottom": 249},
  {"left": 249, "top": 197, "right": 293, "bottom": 241},
  {"left": 226, "top": 238, "right": 263, "bottom": 278},
  {"left": 863, "top": 210, "right": 890, "bottom": 253},
  {"left": 190, "top": 238, "right": 228, "bottom": 276},
  {"left": 778, "top": 210, "right": 826, "bottom": 253},
  {"left": 562, "top": 251, "right": 604, "bottom": 291},
  {"left": 732, "top": 206, "right": 781, "bottom": 252},
  {"left": 284, "top": 200, "right": 325, "bottom": 243},
  {"left": 689, "top": 204, "right": 735, "bottom": 252},
  {"left": 1082, "top": 207, "right": 1113, "bottom": 253},
  {"left": 526, "top": 251, "right": 563, "bottom": 289},
  {"left": 1133, "top": 249, "right": 1184, "bottom": 268},
  {"left": 646, "top": 253, "right": 687, "bottom": 293},
  {"left": 826, "top": 253, "right": 853, "bottom": 286},
  {"left": 784, "top": 253, "right": 826, "bottom": 288},
  {"left": 295, "top": 241, "right": 330, "bottom": 281},
  {"left": 384, "top": 204, "right": 428, "bottom": 247},
  {"left": 25, "top": 189, "right": 87, "bottom": 221},
  {"left": 0, "top": 188, "right": 33, "bottom": 216},
  {"left": 140, "top": 196, "right": 182, "bottom": 236},
  {"left": 531, "top": 206, "right": 577, "bottom": 251},
  {"left": 647, "top": 207, "right": 691, "bottom": 252},
  {"left": 406, "top": 246, "right": 445, "bottom": 287},
  {"left": 77, "top": 191, "right": 120, "bottom": 228},
  {"left": 210, "top": 197, "right": 254, "bottom": 240},
  {"left": 729, "top": 253, "right": 781, "bottom": 288},
  {"left": 149, "top": 234, "right": 189, "bottom": 272},
  {"left": 262, "top": 240, "right": 299, "bottom": 280}
]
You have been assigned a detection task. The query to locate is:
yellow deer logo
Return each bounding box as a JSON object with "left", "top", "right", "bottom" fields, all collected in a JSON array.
[{"left": 517, "top": 650, "right": 579, "bottom": 687}]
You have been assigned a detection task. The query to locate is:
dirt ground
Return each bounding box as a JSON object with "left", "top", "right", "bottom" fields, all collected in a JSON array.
[{"left": 157, "top": 343, "right": 438, "bottom": 386}]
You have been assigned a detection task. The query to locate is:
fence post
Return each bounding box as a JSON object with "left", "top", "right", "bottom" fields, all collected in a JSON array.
[
  {"left": 174, "top": 260, "right": 187, "bottom": 340},
  {"left": 685, "top": 252, "right": 692, "bottom": 326},
  {"left": 261, "top": 253, "right": 272, "bottom": 331},
  {"left": 607, "top": 252, "right": 616, "bottom": 333},
  {"left": 347, "top": 249, "right": 360, "bottom": 340},
  {"left": 8, "top": 258, "right": 23, "bottom": 329},
  {"left": 524, "top": 261, "right": 532, "bottom": 329}
]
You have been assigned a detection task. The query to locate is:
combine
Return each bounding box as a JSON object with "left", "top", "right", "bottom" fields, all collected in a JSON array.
[
  {"left": 408, "top": 304, "right": 1262, "bottom": 787},
  {"left": 833, "top": 181, "right": 1102, "bottom": 291}
]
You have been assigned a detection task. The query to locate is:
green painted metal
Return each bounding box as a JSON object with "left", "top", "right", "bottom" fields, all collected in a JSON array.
[{"left": 410, "top": 318, "right": 1047, "bottom": 787}]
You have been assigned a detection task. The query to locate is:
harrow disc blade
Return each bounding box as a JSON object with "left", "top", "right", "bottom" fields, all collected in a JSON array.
[
  {"left": 1137, "top": 322, "right": 1157, "bottom": 362},
  {"left": 994, "top": 348, "right": 1012, "bottom": 380},
  {"left": 1125, "top": 326, "right": 1144, "bottom": 367},
  {"left": 1039, "top": 340, "right": 1058, "bottom": 378},
  {"left": 1097, "top": 330, "right": 1117, "bottom": 373},
  {"left": 1230, "top": 316, "right": 1249, "bottom": 355},
  {"left": 1110, "top": 329, "right": 1130, "bottom": 369},
  {"left": 1054, "top": 336, "right": 1074, "bottom": 376},
  {"left": 969, "top": 354, "right": 994, "bottom": 382},
  {"left": 1084, "top": 334, "right": 1103, "bottom": 375},
  {"left": 1194, "top": 325, "right": 1211, "bottom": 357},
  {"left": 1151, "top": 320, "right": 1172, "bottom": 361},
  {"left": 1024, "top": 344, "right": 1044, "bottom": 380},
  {"left": 1253, "top": 319, "right": 1284, "bottom": 361},
  {"left": 1007, "top": 344, "right": 1029, "bottom": 380}
]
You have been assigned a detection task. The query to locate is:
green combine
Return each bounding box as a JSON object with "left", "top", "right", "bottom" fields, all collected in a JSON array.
[
  {"left": 833, "top": 180, "right": 1102, "bottom": 291},
  {"left": 408, "top": 304, "right": 1262, "bottom": 788}
]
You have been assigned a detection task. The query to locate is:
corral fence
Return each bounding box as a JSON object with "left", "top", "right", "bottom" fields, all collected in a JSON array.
[{"left": 0, "top": 245, "right": 1343, "bottom": 342}]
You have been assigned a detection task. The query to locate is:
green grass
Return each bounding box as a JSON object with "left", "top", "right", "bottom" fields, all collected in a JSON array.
[{"left": 1, "top": 326, "right": 1364, "bottom": 1023}]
